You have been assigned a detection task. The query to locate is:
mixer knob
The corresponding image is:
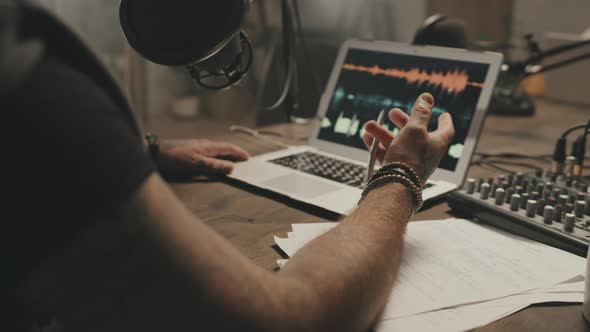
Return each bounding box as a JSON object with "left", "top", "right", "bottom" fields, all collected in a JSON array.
[
  {"left": 477, "top": 178, "right": 484, "bottom": 193},
  {"left": 568, "top": 193, "right": 577, "bottom": 204},
  {"left": 495, "top": 188, "right": 506, "bottom": 206},
  {"left": 510, "top": 194, "right": 521, "bottom": 211},
  {"left": 522, "top": 180, "right": 530, "bottom": 192},
  {"left": 558, "top": 195, "right": 569, "bottom": 205},
  {"left": 490, "top": 182, "right": 497, "bottom": 198},
  {"left": 520, "top": 193, "right": 530, "bottom": 209},
  {"left": 545, "top": 182, "right": 553, "bottom": 192},
  {"left": 466, "top": 178, "right": 476, "bottom": 194},
  {"left": 515, "top": 172, "right": 524, "bottom": 186},
  {"left": 564, "top": 203, "right": 574, "bottom": 214},
  {"left": 574, "top": 200, "right": 585, "bottom": 218},
  {"left": 536, "top": 198, "right": 546, "bottom": 216},
  {"left": 554, "top": 205, "right": 564, "bottom": 222},
  {"left": 543, "top": 206, "right": 555, "bottom": 224},
  {"left": 585, "top": 198, "right": 590, "bottom": 216},
  {"left": 563, "top": 213, "right": 575, "bottom": 232},
  {"left": 526, "top": 200, "right": 537, "bottom": 218},
  {"left": 480, "top": 183, "right": 491, "bottom": 200},
  {"left": 507, "top": 174, "right": 514, "bottom": 186},
  {"left": 505, "top": 187, "right": 515, "bottom": 203}
]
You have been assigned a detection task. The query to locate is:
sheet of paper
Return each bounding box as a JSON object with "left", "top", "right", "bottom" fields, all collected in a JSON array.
[
  {"left": 377, "top": 304, "right": 527, "bottom": 332},
  {"left": 274, "top": 223, "right": 337, "bottom": 256},
  {"left": 377, "top": 291, "right": 583, "bottom": 332},
  {"left": 274, "top": 219, "right": 586, "bottom": 320},
  {"left": 525, "top": 280, "right": 584, "bottom": 294},
  {"left": 276, "top": 259, "right": 289, "bottom": 268},
  {"left": 274, "top": 236, "right": 309, "bottom": 257},
  {"left": 381, "top": 219, "right": 585, "bottom": 319}
]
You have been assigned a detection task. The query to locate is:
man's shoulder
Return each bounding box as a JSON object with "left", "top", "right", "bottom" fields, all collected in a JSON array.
[{"left": 14, "top": 55, "right": 120, "bottom": 113}]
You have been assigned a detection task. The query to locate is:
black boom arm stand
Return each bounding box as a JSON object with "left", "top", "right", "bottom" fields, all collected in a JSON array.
[{"left": 490, "top": 35, "right": 590, "bottom": 116}]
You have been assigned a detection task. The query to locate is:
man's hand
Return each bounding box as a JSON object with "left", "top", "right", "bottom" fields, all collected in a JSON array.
[
  {"left": 157, "top": 139, "right": 250, "bottom": 178},
  {"left": 362, "top": 93, "right": 455, "bottom": 183}
]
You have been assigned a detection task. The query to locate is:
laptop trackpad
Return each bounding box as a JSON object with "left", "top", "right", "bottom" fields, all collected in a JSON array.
[{"left": 262, "top": 174, "right": 341, "bottom": 199}]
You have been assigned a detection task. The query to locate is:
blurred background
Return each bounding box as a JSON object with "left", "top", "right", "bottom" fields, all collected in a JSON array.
[{"left": 36, "top": 0, "right": 590, "bottom": 138}]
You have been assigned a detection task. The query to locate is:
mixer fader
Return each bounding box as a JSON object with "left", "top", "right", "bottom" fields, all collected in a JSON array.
[{"left": 448, "top": 171, "right": 590, "bottom": 256}]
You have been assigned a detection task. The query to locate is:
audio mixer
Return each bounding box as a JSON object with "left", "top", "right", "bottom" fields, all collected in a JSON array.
[{"left": 448, "top": 171, "right": 590, "bottom": 257}]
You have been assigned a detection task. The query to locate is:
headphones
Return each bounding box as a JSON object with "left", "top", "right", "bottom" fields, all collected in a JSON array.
[{"left": 413, "top": 14, "right": 468, "bottom": 49}]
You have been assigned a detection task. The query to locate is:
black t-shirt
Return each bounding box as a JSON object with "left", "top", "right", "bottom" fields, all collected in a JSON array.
[{"left": 1, "top": 53, "right": 155, "bottom": 328}]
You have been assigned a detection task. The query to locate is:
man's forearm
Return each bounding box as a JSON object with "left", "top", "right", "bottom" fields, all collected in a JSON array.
[
  {"left": 278, "top": 182, "right": 413, "bottom": 331},
  {"left": 24, "top": 176, "right": 412, "bottom": 332}
]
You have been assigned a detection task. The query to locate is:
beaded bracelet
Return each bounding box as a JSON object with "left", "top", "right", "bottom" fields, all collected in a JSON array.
[
  {"left": 380, "top": 162, "right": 423, "bottom": 189},
  {"left": 369, "top": 169, "right": 418, "bottom": 188},
  {"left": 360, "top": 173, "right": 424, "bottom": 213}
]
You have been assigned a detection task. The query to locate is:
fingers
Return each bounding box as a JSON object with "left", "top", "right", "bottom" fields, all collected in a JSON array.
[
  {"left": 362, "top": 130, "right": 374, "bottom": 148},
  {"left": 198, "top": 156, "right": 235, "bottom": 175},
  {"left": 432, "top": 112, "right": 455, "bottom": 144},
  {"left": 389, "top": 108, "right": 410, "bottom": 128},
  {"left": 362, "top": 131, "right": 388, "bottom": 163},
  {"left": 407, "top": 93, "right": 434, "bottom": 128},
  {"left": 203, "top": 142, "right": 250, "bottom": 161},
  {"left": 364, "top": 120, "right": 395, "bottom": 147}
]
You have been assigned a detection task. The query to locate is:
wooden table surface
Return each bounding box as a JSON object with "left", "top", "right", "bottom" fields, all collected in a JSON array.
[{"left": 169, "top": 99, "right": 590, "bottom": 331}]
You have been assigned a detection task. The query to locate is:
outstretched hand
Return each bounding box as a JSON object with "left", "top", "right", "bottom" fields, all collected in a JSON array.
[
  {"left": 362, "top": 93, "right": 455, "bottom": 183},
  {"left": 157, "top": 139, "right": 250, "bottom": 178}
]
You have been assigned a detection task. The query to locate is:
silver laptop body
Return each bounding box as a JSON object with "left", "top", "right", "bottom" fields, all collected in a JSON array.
[{"left": 231, "top": 39, "right": 503, "bottom": 215}]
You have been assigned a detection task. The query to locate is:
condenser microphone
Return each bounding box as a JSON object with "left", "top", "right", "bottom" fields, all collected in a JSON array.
[{"left": 119, "top": 0, "right": 252, "bottom": 89}]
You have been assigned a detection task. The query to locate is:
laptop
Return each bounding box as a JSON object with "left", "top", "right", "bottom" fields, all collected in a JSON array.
[{"left": 231, "top": 39, "right": 503, "bottom": 215}]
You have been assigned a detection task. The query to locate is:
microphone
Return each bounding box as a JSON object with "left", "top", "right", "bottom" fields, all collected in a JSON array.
[{"left": 119, "top": 0, "right": 253, "bottom": 90}]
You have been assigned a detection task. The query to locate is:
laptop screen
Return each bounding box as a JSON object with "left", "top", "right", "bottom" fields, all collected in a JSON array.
[{"left": 317, "top": 48, "right": 491, "bottom": 172}]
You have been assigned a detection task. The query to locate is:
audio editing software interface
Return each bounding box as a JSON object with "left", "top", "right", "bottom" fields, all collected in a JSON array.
[{"left": 318, "top": 48, "right": 490, "bottom": 172}]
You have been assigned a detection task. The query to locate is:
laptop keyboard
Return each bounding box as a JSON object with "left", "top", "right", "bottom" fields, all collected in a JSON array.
[
  {"left": 270, "top": 152, "right": 368, "bottom": 187},
  {"left": 270, "top": 151, "right": 435, "bottom": 189}
]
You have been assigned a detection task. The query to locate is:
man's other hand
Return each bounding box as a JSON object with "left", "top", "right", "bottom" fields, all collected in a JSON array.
[
  {"left": 362, "top": 93, "right": 455, "bottom": 183},
  {"left": 157, "top": 139, "right": 250, "bottom": 178}
]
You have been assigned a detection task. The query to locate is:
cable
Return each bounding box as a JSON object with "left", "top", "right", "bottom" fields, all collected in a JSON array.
[
  {"left": 474, "top": 152, "right": 551, "bottom": 161},
  {"left": 263, "top": 0, "right": 296, "bottom": 112},
  {"left": 291, "top": 0, "right": 323, "bottom": 96},
  {"left": 549, "top": 122, "right": 590, "bottom": 174},
  {"left": 229, "top": 125, "right": 292, "bottom": 148},
  {"left": 572, "top": 120, "right": 590, "bottom": 178},
  {"left": 560, "top": 123, "right": 590, "bottom": 139},
  {"left": 263, "top": 59, "right": 294, "bottom": 111},
  {"left": 471, "top": 158, "right": 545, "bottom": 174}
]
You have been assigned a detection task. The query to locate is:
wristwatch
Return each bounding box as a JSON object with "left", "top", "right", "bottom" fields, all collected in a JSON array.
[{"left": 145, "top": 133, "right": 160, "bottom": 164}]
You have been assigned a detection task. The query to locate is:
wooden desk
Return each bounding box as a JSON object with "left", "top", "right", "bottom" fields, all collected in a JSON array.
[{"left": 169, "top": 99, "right": 590, "bottom": 331}]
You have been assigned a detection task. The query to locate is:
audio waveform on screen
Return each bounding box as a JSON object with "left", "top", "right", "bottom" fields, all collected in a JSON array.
[
  {"left": 331, "top": 87, "right": 450, "bottom": 117},
  {"left": 323, "top": 87, "right": 474, "bottom": 140},
  {"left": 342, "top": 64, "right": 484, "bottom": 96}
]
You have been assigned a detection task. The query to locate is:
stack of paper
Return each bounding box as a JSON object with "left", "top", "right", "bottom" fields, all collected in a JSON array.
[{"left": 273, "top": 219, "right": 586, "bottom": 331}]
